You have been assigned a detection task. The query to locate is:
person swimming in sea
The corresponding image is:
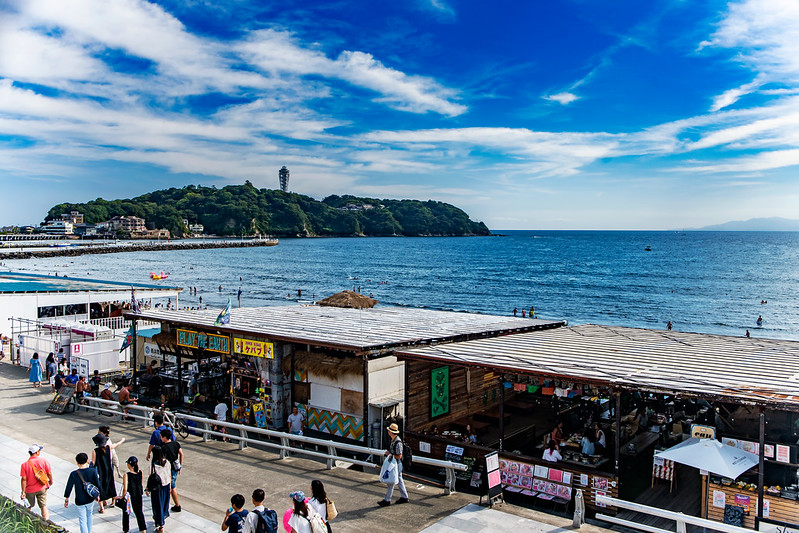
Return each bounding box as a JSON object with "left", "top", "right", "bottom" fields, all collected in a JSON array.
[{"left": 756, "top": 315, "right": 763, "bottom": 326}]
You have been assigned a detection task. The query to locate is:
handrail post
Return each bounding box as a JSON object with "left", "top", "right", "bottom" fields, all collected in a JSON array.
[
  {"left": 676, "top": 519, "right": 686, "bottom": 533},
  {"left": 326, "top": 445, "right": 337, "bottom": 470},
  {"left": 202, "top": 422, "right": 210, "bottom": 442},
  {"left": 240, "top": 429, "right": 248, "bottom": 450},
  {"left": 280, "top": 436, "right": 290, "bottom": 459},
  {"left": 444, "top": 467, "right": 454, "bottom": 495}
]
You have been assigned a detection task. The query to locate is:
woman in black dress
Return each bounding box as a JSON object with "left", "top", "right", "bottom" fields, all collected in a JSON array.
[{"left": 91, "top": 433, "right": 117, "bottom": 511}]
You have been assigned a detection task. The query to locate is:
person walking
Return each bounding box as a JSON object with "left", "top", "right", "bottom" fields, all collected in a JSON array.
[
  {"left": 287, "top": 491, "right": 321, "bottom": 533},
  {"left": 160, "top": 428, "right": 184, "bottom": 512},
  {"left": 214, "top": 397, "right": 230, "bottom": 442},
  {"left": 308, "top": 480, "right": 334, "bottom": 532},
  {"left": 29, "top": 352, "right": 44, "bottom": 388},
  {"left": 146, "top": 413, "right": 175, "bottom": 460},
  {"left": 117, "top": 457, "right": 147, "bottom": 533},
  {"left": 64, "top": 452, "right": 101, "bottom": 533},
  {"left": 98, "top": 426, "right": 125, "bottom": 478},
  {"left": 287, "top": 406, "right": 304, "bottom": 450},
  {"left": 377, "top": 423, "right": 408, "bottom": 507},
  {"left": 20, "top": 444, "right": 52, "bottom": 521},
  {"left": 46, "top": 353, "right": 57, "bottom": 392},
  {"left": 91, "top": 433, "right": 117, "bottom": 511},
  {"left": 147, "top": 446, "right": 171, "bottom": 533}
]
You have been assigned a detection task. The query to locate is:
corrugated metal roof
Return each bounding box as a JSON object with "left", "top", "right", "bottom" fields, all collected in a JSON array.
[
  {"left": 0, "top": 271, "right": 181, "bottom": 294},
  {"left": 395, "top": 324, "right": 799, "bottom": 409},
  {"left": 129, "top": 305, "right": 565, "bottom": 352}
]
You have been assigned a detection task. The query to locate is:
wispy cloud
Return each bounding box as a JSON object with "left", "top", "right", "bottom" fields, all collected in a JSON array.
[{"left": 544, "top": 92, "right": 579, "bottom": 105}]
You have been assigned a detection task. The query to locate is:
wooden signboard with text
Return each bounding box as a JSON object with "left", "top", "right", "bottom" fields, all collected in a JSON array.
[{"left": 46, "top": 385, "right": 76, "bottom": 414}]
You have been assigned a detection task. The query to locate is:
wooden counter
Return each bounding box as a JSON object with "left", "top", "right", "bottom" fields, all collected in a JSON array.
[{"left": 704, "top": 480, "right": 799, "bottom": 528}]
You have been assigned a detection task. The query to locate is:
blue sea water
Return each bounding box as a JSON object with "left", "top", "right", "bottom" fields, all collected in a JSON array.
[{"left": 8, "top": 231, "right": 799, "bottom": 340}]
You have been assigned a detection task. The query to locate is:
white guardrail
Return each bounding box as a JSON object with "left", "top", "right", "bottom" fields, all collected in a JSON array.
[
  {"left": 596, "top": 494, "right": 755, "bottom": 533},
  {"left": 77, "top": 397, "right": 467, "bottom": 494}
]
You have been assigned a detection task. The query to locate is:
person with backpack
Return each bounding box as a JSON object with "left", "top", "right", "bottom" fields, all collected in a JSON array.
[
  {"left": 222, "top": 493, "right": 248, "bottom": 532},
  {"left": 287, "top": 491, "right": 326, "bottom": 533},
  {"left": 159, "top": 428, "right": 184, "bottom": 512},
  {"left": 377, "top": 423, "right": 409, "bottom": 507},
  {"left": 64, "top": 452, "right": 101, "bottom": 533},
  {"left": 242, "top": 488, "right": 278, "bottom": 533},
  {"left": 117, "top": 457, "right": 146, "bottom": 533},
  {"left": 146, "top": 446, "right": 171, "bottom": 533}
]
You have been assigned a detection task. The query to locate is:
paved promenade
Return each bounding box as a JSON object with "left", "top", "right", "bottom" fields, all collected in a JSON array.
[{"left": 0, "top": 361, "right": 615, "bottom": 532}]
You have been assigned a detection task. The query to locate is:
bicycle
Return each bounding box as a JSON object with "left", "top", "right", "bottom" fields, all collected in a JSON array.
[{"left": 157, "top": 406, "right": 190, "bottom": 439}]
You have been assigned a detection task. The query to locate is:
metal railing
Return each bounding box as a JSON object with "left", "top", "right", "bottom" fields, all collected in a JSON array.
[
  {"left": 595, "top": 494, "right": 753, "bottom": 533},
  {"left": 78, "top": 397, "right": 467, "bottom": 494}
]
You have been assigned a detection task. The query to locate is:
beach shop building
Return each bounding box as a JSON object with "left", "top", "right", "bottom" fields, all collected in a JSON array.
[
  {"left": 126, "top": 305, "right": 565, "bottom": 447},
  {"left": 1, "top": 271, "right": 180, "bottom": 372},
  {"left": 395, "top": 324, "right": 799, "bottom": 529}
]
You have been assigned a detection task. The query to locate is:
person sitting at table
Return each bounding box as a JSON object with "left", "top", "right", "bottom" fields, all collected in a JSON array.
[
  {"left": 549, "top": 420, "right": 565, "bottom": 446},
  {"left": 542, "top": 440, "right": 562, "bottom": 463},
  {"left": 466, "top": 426, "right": 477, "bottom": 445},
  {"left": 594, "top": 422, "right": 606, "bottom": 453},
  {"left": 430, "top": 425, "right": 440, "bottom": 436},
  {"left": 581, "top": 432, "right": 596, "bottom": 455}
]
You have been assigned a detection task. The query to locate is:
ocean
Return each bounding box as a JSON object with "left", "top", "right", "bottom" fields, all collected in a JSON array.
[{"left": 7, "top": 231, "right": 799, "bottom": 340}]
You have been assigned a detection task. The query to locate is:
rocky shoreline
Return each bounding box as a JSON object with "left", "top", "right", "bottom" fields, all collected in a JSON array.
[{"left": 0, "top": 239, "right": 278, "bottom": 260}]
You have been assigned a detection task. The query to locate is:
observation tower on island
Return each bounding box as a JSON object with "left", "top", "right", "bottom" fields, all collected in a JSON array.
[{"left": 279, "top": 166, "right": 290, "bottom": 192}]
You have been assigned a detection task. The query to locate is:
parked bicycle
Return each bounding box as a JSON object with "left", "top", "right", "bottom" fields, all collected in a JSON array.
[{"left": 154, "top": 404, "right": 190, "bottom": 439}]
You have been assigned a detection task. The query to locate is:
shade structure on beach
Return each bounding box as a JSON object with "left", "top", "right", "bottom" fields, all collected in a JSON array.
[
  {"left": 316, "top": 290, "right": 378, "bottom": 309},
  {"left": 654, "top": 437, "right": 758, "bottom": 479}
]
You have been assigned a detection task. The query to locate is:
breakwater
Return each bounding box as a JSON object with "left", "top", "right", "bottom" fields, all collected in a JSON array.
[{"left": 0, "top": 239, "right": 278, "bottom": 260}]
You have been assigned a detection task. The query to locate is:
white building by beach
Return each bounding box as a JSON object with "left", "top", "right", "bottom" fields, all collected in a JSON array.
[{"left": 1, "top": 271, "right": 181, "bottom": 373}]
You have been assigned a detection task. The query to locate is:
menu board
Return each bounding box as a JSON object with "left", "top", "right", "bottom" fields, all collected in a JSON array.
[
  {"left": 499, "top": 457, "right": 573, "bottom": 500},
  {"left": 484, "top": 451, "right": 502, "bottom": 500},
  {"left": 46, "top": 385, "right": 76, "bottom": 414}
]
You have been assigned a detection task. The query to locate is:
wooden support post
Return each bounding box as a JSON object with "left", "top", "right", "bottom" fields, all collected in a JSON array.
[
  {"left": 499, "top": 377, "right": 505, "bottom": 452},
  {"left": 614, "top": 390, "right": 621, "bottom": 478},
  {"left": 757, "top": 407, "right": 765, "bottom": 520}
]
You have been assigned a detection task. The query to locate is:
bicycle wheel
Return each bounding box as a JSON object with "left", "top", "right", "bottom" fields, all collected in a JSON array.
[{"left": 175, "top": 417, "right": 189, "bottom": 439}]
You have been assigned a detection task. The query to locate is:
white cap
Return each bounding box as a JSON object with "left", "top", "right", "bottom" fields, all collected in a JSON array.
[
  {"left": 104, "top": 383, "right": 111, "bottom": 390},
  {"left": 28, "top": 444, "right": 43, "bottom": 454}
]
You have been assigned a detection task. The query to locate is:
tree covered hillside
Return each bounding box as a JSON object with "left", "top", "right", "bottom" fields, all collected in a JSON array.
[{"left": 46, "top": 182, "right": 491, "bottom": 238}]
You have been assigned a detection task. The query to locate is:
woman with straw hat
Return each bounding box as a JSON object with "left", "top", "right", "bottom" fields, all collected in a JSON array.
[{"left": 377, "top": 423, "right": 408, "bottom": 507}]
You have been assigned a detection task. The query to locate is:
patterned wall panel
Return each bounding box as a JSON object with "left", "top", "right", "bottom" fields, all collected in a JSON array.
[{"left": 306, "top": 406, "right": 364, "bottom": 441}]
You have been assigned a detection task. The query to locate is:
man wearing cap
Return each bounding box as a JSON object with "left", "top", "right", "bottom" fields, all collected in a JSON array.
[
  {"left": 378, "top": 423, "right": 408, "bottom": 507},
  {"left": 20, "top": 444, "right": 53, "bottom": 520}
]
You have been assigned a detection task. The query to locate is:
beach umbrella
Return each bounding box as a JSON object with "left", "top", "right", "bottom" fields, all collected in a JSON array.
[
  {"left": 654, "top": 437, "right": 758, "bottom": 479},
  {"left": 316, "top": 290, "right": 378, "bottom": 309}
]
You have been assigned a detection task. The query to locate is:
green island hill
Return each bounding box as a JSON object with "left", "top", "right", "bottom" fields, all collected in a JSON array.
[{"left": 46, "top": 181, "right": 491, "bottom": 238}]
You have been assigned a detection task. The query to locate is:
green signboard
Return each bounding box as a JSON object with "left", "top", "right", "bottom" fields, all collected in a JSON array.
[{"left": 431, "top": 366, "right": 450, "bottom": 418}]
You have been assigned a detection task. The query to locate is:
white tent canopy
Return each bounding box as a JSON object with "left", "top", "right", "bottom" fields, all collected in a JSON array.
[{"left": 654, "top": 437, "right": 759, "bottom": 479}]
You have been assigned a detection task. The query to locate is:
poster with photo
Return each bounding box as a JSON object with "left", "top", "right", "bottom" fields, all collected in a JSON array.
[
  {"left": 763, "top": 499, "right": 770, "bottom": 518},
  {"left": 712, "top": 490, "right": 726, "bottom": 508},
  {"left": 532, "top": 478, "right": 546, "bottom": 492},
  {"left": 520, "top": 476, "right": 533, "bottom": 489},
  {"left": 734, "top": 494, "right": 750, "bottom": 515},
  {"left": 593, "top": 477, "right": 608, "bottom": 490},
  {"left": 579, "top": 474, "right": 589, "bottom": 486},
  {"left": 563, "top": 472, "right": 572, "bottom": 484}
]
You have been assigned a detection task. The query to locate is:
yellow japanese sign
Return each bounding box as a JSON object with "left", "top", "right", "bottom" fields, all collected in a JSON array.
[{"left": 233, "top": 337, "right": 274, "bottom": 358}]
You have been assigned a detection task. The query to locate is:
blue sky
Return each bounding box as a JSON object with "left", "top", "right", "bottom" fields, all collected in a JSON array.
[{"left": 2, "top": 0, "right": 799, "bottom": 229}]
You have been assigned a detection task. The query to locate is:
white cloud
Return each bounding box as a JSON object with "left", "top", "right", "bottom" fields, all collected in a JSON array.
[
  {"left": 709, "top": 77, "right": 764, "bottom": 111},
  {"left": 544, "top": 92, "right": 579, "bottom": 105}
]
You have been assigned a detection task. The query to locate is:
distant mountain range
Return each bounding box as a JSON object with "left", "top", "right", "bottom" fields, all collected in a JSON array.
[{"left": 693, "top": 217, "right": 799, "bottom": 231}]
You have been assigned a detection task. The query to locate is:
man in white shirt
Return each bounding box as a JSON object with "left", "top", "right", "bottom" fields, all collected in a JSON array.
[
  {"left": 242, "top": 488, "right": 271, "bottom": 533},
  {"left": 213, "top": 398, "right": 229, "bottom": 442},
  {"left": 287, "top": 406, "right": 305, "bottom": 451}
]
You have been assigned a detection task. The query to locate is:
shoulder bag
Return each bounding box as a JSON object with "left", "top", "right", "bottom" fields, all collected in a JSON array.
[
  {"left": 28, "top": 459, "right": 49, "bottom": 485},
  {"left": 146, "top": 463, "right": 162, "bottom": 492},
  {"left": 325, "top": 497, "right": 338, "bottom": 520},
  {"left": 75, "top": 470, "right": 100, "bottom": 500}
]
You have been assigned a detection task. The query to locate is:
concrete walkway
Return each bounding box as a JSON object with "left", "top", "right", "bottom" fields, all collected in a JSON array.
[
  {"left": 421, "top": 503, "right": 580, "bottom": 532},
  {"left": 0, "top": 432, "right": 218, "bottom": 532}
]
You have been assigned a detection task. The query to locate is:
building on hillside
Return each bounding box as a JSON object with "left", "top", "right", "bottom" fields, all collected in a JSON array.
[
  {"left": 279, "top": 166, "right": 290, "bottom": 192},
  {"left": 60, "top": 211, "right": 84, "bottom": 224},
  {"left": 73, "top": 223, "right": 97, "bottom": 237},
  {"left": 107, "top": 216, "right": 146, "bottom": 233},
  {"left": 188, "top": 223, "right": 204, "bottom": 234},
  {"left": 41, "top": 220, "right": 74, "bottom": 235}
]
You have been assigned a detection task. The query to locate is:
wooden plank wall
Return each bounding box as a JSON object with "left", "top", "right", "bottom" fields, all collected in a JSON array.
[
  {"left": 705, "top": 481, "right": 799, "bottom": 528},
  {"left": 406, "top": 360, "right": 500, "bottom": 431}
]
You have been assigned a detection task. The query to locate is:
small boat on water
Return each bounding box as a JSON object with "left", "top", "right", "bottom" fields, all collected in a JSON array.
[
  {"left": 150, "top": 271, "right": 169, "bottom": 280},
  {"left": 645, "top": 245, "right": 652, "bottom": 252}
]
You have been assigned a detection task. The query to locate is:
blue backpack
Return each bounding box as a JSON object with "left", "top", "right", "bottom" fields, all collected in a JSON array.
[{"left": 253, "top": 508, "right": 278, "bottom": 533}]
